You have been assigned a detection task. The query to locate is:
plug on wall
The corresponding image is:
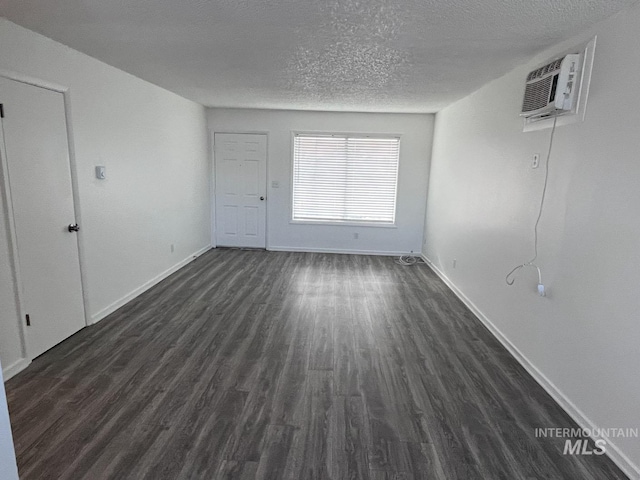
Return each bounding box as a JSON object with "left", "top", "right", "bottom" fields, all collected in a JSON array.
[
  {"left": 95, "top": 166, "right": 106, "bottom": 179},
  {"left": 532, "top": 154, "right": 540, "bottom": 169},
  {"left": 537, "top": 284, "right": 546, "bottom": 297}
]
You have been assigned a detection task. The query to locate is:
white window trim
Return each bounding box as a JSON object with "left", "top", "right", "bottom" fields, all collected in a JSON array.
[
  {"left": 289, "top": 219, "right": 399, "bottom": 228},
  {"left": 289, "top": 131, "right": 401, "bottom": 227}
]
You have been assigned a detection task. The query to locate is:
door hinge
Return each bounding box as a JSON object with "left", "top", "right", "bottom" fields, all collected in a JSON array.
[
  {"left": 25, "top": 314, "right": 30, "bottom": 326},
  {"left": 0, "top": 103, "right": 4, "bottom": 118}
]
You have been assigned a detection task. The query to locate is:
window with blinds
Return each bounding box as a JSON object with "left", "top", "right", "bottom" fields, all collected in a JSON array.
[{"left": 292, "top": 134, "right": 400, "bottom": 224}]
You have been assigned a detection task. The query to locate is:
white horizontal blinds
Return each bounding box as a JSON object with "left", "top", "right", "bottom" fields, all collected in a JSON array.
[{"left": 293, "top": 134, "right": 400, "bottom": 223}]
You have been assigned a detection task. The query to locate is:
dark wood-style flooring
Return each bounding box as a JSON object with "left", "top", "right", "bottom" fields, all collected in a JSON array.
[{"left": 6, "top": 249, "right": 627, "bottom": 479}]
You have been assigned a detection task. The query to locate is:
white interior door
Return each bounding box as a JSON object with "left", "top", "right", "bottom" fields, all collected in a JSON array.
[
  {"left": 0, "top": 77, "right": 86, "bottom": 359},
  {"left": 214, "top": 133, "right": 267, "bottom": 248}
]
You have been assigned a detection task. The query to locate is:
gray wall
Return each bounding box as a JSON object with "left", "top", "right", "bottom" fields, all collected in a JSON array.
[
  {"left": 0, "top": 19, "right": 211, "bottom": 378},
  {"left": 424, "top": 5, "right": 640, "bottom": 476},
  {"left": 209, "top": 108, "right": 434, "bottom": 255}
]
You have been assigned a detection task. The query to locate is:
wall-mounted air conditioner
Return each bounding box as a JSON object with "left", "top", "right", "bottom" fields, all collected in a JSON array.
[{"left": 520, "top": 53, "right": 582, "bottom": 119}]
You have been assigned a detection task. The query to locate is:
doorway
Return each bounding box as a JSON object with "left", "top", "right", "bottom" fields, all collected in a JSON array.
[
  {"left": 0, "top": 76, "right": 86, "bottom": 360},
  {"left": 214, "top": 133, "right": 267, "bottom": 248}
]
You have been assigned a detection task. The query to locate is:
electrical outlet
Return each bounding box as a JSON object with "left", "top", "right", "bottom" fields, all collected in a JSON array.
[
  {"left": 452, "top": 259, "right": 457, "bottom": 268},
  {"left": 170, "top": 244, "right": 175, "bottom": 253},
  {"left": 532, "top": 154, "right": 540, "bottom": 169}
]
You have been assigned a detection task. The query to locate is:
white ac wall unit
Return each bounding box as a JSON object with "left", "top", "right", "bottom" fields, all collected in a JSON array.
[{"left": 520, "top": 53, "right": 582, "bottom": 119}]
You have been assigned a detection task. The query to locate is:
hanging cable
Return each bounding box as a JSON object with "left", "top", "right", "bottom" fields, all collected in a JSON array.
[
  {"left": 505, "top": 117, "right": 557, "bottom": 293},
  {"left": 528, "top": 116, "right": 558, "bottom": 266}
]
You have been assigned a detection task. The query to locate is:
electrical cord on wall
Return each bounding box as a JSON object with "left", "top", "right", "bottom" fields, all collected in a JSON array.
[{"left": 505, "top": 117, "right": 558, "bottom": 295}]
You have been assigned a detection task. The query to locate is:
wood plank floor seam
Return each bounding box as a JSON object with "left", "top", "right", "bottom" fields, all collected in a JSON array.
[{"left": 5, "top": 249, "right": 628, "bottom": 479}]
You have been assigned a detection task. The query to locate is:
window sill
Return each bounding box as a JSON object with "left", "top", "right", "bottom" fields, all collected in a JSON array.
[{"left": 290, "top": 220, "right": 398, "bottom": 229}]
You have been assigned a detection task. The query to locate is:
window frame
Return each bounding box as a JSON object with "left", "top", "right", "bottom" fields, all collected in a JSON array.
[{"left": 289, "top": 131, "right": 401, "bottom": 228}]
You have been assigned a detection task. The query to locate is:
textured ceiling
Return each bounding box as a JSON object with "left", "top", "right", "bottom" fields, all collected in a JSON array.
[{"left": 0, "top": 0, "right": 636, "bottom": 112}]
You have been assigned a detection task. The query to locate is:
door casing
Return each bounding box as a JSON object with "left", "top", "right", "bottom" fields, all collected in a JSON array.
[
  {"left": 213, "top": 131, "right": 269, "bottom": 249},
  {"left": 0, "top": 69, "right": 90, "bottom": 368}
]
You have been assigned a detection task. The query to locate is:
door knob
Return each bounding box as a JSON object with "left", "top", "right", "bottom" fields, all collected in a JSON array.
[
  {"left": 260, "top": 196, "right": 265, "bottom": 201},
  {"left": 68, "top": 223, "right": 80, "bottom": 232}
]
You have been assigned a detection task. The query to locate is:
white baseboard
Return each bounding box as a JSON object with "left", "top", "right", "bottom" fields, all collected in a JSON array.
[
  {"left": 2, "top": 358, "right": 30, "bottom": 381},
  {"left": 267, "top": 246, "right": 412, "bottom": 256},
  {"left": 90, "top": 245, "right": 212, "bottom": 325},
  {"left": 421, "top": 254, "right": 640, "bottom": 480}
]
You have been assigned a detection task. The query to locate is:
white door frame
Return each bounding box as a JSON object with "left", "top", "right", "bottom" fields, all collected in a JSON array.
[
  {"left": 0, "top": 69, "right": 91, "bottom": 367},
  {"left": 210, "top": 130, "right": 270, "bottom": 249}
]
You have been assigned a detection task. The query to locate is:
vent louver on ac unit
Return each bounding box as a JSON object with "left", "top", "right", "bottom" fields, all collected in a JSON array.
[
  {"left": 522, "top": 76, "right": 554, "bottom": 113},
  {"left": 521, "top": 53, "right": 582, "bottom": 119}
]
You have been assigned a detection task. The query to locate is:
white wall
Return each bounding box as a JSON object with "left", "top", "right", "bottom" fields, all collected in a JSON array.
[
  {"left": 424, "top": 5, "right": 640, "bottom": 477},
  {"left": 0, "top": 362, "right": 18, "bottom": 480},
  {"left": 0, "top": 19, "right": 211, "bottom": 377},
  {"left": 208, "top": 109, "right": 433, "bottom": 255}
]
